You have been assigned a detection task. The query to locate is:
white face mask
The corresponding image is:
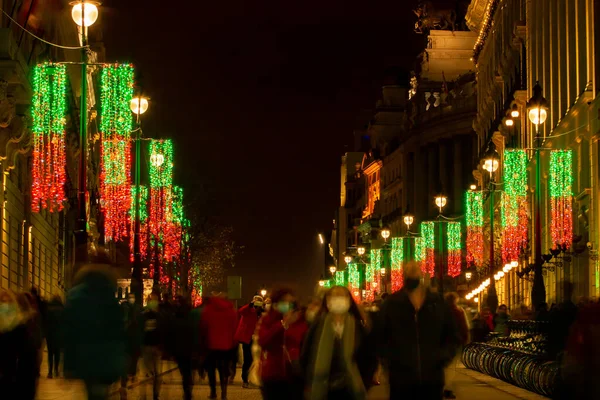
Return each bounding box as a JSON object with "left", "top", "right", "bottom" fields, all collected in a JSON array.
[{"left": 328, "top": 297, "right": 350, "bottom": 315}]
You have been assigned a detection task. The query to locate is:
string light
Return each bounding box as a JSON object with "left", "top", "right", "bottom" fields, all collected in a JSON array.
[
  {"left": 466, "top": 190, "right": 484, "bottom": 268},
  {"left": 129, "top": 185, "right": 148, "bottom": 262},
  {"left": 391, "top": 237, "right": 404, "bottom": 291},
  {"left": 415, "top": 236, "right": 425, "bottom": 269},
  {"left": 335, "top": 270, "right": 346, "bottom": 286},
  {"left": 421, "top": 221, "right": 435, "bottom": 277},
  {"left": 549, "top": 150, "right": 573, "bottom": 248},
  {"left": 502, "top": 149, "right": 528, "bottom": 263},
  {"left": 473, "top": 0, "right": 500, "bottom": 62},
  {"left": 447, "top": 221, "right": 462, "bottom": 277},
  {"left": 347, "top": 262, "right": 361, "bottom": 302},
  {"left": 31, "top": 63, "right": 68, "bottom": 212},
  {"left": 99, "top": 64, "right": 134, "bottom": 242}
]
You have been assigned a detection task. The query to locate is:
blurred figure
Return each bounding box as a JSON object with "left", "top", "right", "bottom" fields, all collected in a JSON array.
[
  {"left": 305, "top": 297, "right": 322, "bottom": 325},
  {"left": 234, "top": 295, "right": 263, "bottom": 388},
  {"left": 443, "top": 293, "right": 470, "bottom": 399},
  {"left": 512, "top": 303, "right": 532, "bottom": 320},
  {"left": 470, "top": 312, "right": 490, "bottom": 343},
  {"left": 494, "top": 304, "right": 510, "bottom": 336},
  {"left": 301, "top": 286, "right": 376, "bottom": 400},
  {"left": 63, "top": 265, "right": 126, "bottom": 400},
  {"left": 535, "top": 302, "right": 550, "bottom": 322},
  {"left": 167, "top": 295, "right": 194, "bottom": 400},
  {"left": 200, "top": 292, "right": 237, "bottom": 400},
  {"left": 481, "top": 307, "right": 495, "bottom": 331},
  {"left": 142, "top": 292, "right": 165, "bottom": 400},
  {"left": 0, "top": 289, "right": 37, "bottom": 399},
  {"left": 18, "top": 292, "right": 44, "bottom": 377},
  {"left": 377, "top": 262, "right": 460, "bottom": 400},
  {"left": 120, "top": 292, "right": 142, "bottom": 399},
  {"left": 549, "top": 281, "right": 578, "bottom": 359},
  {"left": 264, "top": 297, "right": 272, "bottom": 311},
  {"left": 45, "top": 295, "right": 64, "bottom": 379},
  {"left": 258, "top": 288, "right": 308, "bottom": 400}
]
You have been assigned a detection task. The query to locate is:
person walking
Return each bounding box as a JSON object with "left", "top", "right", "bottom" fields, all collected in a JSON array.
[
  {"left": 234, "top": 295, "right": 264, "bottom": 388},
  {"left": 119, "top": 292, "right": 143, "bottom": 400},
  {"left": 443, "top": 293, "right": 470, "bottom": 399},
  {"left": 200, "top": 292, "right": 238, "bottom": 400},
  {"left": 257, "top": 288, "right": 308, "bottom": 400},
  {"left": 45, "top": 295, "right": 64, "bottom": 379},
  {"left": 63, "top": 264, "right": 126, "bottom": 400},
  {"left": 166, "top": 295, "right": 195, "bottom": 400},
  {"left": 493, "top": 304, "right": 510, "bottom": 337},
  {"left": 377, "top": 262, "right": 460, "bottom": 400},
  {"left": 141, "top": 292, "right": 165, "bottom": 400},
  {"left": 301, "top": 286, "right": 377, "bottom": 400}
]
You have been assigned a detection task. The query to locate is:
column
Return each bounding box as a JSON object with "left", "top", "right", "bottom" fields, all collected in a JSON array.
[{"left": 427, "top": 143, "right": 439, "bottom": 217}]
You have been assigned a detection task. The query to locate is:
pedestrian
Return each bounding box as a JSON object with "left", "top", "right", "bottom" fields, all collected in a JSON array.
[
  {"left": 376, "top": 262, "right": 460, "bottom": 400},
  {"left": 167, "top": 295, "right": 194, "bottom": 400},
  {"left": 0, "top": 289, "right": 38, "bottom": 399},
  {"left": 141, "top": 292, "right": 165, "bottom": 400},
  {"left": 493, "top": 304, "right": 510, "bottom": 336},
  {"left": 301, "top": 286, "right": 377, "bottom": 400},
  {"left": 443, "top": 292, "right": 470, "bottom": 399},
  {"left": 305, "top": 297, "right": 322, "bottom": 325},
  {"left": 257, "top": 288, "right": 308, "bottom": 400},
  {"left": 17, "top": 293, "right": 44, "bottom": 378},
  {"left": 234, "top": 295, "right": 264, "bottom": 388},
  {"left": 45, "top": 294, "right": 64, "bottom": 379},
  {"left": 119, "top": 292, "right": 142, "bottom": 399},
  {"left": 200, "top": 292, "right": 238, "bottom": 400},
  {"left": 63, "top": 264, "right": 126, "bottom": 400}
]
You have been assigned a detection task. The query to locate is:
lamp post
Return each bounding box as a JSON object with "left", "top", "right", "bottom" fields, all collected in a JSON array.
[
  {"left": 380, "top": 228, "right": 391, "bottom": 294},
  {"left": 260, "top": 288, "right": 267, "bottom": 298},
  {"left": 71, "top": 0, "right": 99, "bottom": 266},
  {"left": 527, "top": 82, "right": 549, "bottom": 308},
  {"left": 130, "top": 95, "right": 149, "bottom": 302},
  {"left": 483, "top": 146, "right": 500, "bottom": 311}
]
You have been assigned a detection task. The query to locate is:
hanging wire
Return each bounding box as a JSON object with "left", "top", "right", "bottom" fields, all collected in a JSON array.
[{"left": 0, "top": 8, "right": 89, "bottom": 50}]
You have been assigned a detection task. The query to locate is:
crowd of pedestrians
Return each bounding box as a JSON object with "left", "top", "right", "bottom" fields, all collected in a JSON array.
[{"left": 1, "top": 262, "right": 600, "bottom": 399}]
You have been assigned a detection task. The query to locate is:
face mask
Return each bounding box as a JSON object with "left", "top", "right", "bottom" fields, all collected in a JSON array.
[
  {"left": 148, "top": 300, "right": 159, "bottom": 311},
  {"left": 276, "top": 302, "right": 290, "bottom": 314},
  {"left": 404, "top": 278, "right": 421, "bottom": 292},
  {"left": 265, "top": 303, "right": 271, "bottom": 311},
  {"left": 328, "top": 297, "right": 350, "bottom": 315},
  {"left": 128, "top": 298, "right": 135, "bottom": 305},
  {"left": 306, "top": 309, "right": 318, "bottom": 322}
]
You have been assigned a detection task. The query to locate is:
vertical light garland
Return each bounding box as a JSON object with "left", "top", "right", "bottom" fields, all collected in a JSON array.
[
  {"left": 347, "top": 262, "right": 361, "bottom": 302},
  {"left": 447, "top": 221, "right": 462, "bottom": 277},
  {"left": 129, "top": 185, "right": 148, "bottom": 261},
  {"left": 549, "top": 150, "right": 573, "bottom": 248},
  {"left": 421, "top": 221, "right": 435, "bottom": 277},
  {"left": 415, "top": 237, "right": 425, "bottom": 273},
  {"left": 466, "top": 191, "right": 484, "bottom": 268},
  {"left": 99, "top": 64, "right": 134, "bottom": 242},
  {"left": 502, "top": 149, "right": 528, "bottom": 263},
  {"left": 369, "top": 249, "right": 382, "bottom": 300},
  {"left": 335, "top": 269, "right": 346, "bottom": 286},
  {"left": 31, "top": 63, "right": 68, "bottom": 212},
  {"left": 164, "top": 185, "right": 184, "bottom": 261},
  {"left": 391, "top": 237, "right": 404, "bottom": 292}
]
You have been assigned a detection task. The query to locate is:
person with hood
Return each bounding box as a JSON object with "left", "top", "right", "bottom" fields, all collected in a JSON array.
[
  {"left": 63, "top": 264, "right": 126, "bottom": 400},
  {"left": 200, "top": 292, "right": 238, "bottom": 400},
  {"left": 376, "top": 262, "right": 460, "bottom": 400},
  {"left": 301, "top": 286, "right": 377, "bottom": 400},
  {"left": 257, "top": 288, "right": 308, "bottom": 400},
  {"left": 0, "top": 289, "right": 38, "bottom": 399},
  {"left": 234, "top": 295, "right": 264, "bottom": 388},
  {"left": 45, "top": 295, "right": 64, "bottom": 379}
]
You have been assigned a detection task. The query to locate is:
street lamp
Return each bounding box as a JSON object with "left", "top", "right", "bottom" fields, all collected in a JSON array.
[
  {"left": 344, "top": 255, "right": 353, "bottom": 264},
  {"left": 71, "top": 0, "right": 100, "bottom": 267},
  {"left": 403, "top": 213, "right": 414, "bottom": 232},
  {"left": 470, "top": 184, "right": 477, "bottom": 190},
  {"left": 483, "top": 148, "right": 500, "bottom": 177},
  {"left": 465, "top": 271, "right": 472, "bottom": 281},
  {"left": 381, "top": 228, "right": 391, "bottom": 241},
  {"left": 504, "top": 117, "right": 514, "bottom": 127},
  {"left": 329, "top": 266, "right": 337, "bottom": 276},
  {"left": 483, "top": 146, "right": 500, "bottom": 311},
  {"left": 318, "top": 280, "right": 325, "bottom": 287},
  {"left": 130, "top": 97, "right": 149, "bottom": 115},
  {"left": 434, "top": 194, "right": 447, "bottom": 215},
  {"left": 510, "top": 104, "right": 520, "bottom": 118},
  {"left": 527, "top": 82, "right": 549, "bottom": 308},
  {"left": 357, "top": 246, "right": 366, "bottom": 256},
  {"left": 260, "top": 288, "right": 267, "bottom": 297}
]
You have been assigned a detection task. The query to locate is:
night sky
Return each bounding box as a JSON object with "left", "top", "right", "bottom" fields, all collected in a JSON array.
[{"left": 102, "top": 0, "right": 423, "bottom": 301}]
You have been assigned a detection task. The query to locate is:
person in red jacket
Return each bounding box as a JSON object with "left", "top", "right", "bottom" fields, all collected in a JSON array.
[
  {"left": 257, "top": 288, "right": 308, "bottom": 400},
  {"left": 200, "top": 293, "right": 238, "bottom": 400},
  {"left": 234, "top": 295, "right": 264, "bottom": 388}
]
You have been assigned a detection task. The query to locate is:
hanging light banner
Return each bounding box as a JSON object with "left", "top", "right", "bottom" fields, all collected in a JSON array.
[
  {"left": 129, "top": 185, "right": 148, "bottom": 262},
  {"left": 391, "top": 237, "right": 404, "bottom": 291},
  {"left": 31, "top": 63, "right": 68, "bottom": 213},
  {"left": 99, "top": 64, "right": 135, "bottom": 242},
  {"left": 502, "top": 149, "right": 528, "bottom": 263},
  {"left": 549, "top": 150, "right": 573, "bottom": 248},
  {"left": 466, "top": 190, "right": 484, "bottom": 268},
  {"left": 367, "top": 249, "right": 382, "bottom": 301},
  {"left": 335, "top": 269, "right": 346, "bottom": 286},
  {"left": 447, "top": 221, "right": 462, "bottom": 277},
  {"left": 421, "top": 221, "right": 435, "bottom": 277},
  {"left": 415, "top": 236, "right": 425, "bottom": 272},
  {"left": 347, "top": 262, "right": 361, "bottom": 302}
]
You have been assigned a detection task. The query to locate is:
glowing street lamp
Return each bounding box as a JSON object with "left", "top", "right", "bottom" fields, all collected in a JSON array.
[
  {"left": 465, "top": 271, "right": 472, "bottom": 281},
  {"left": 483, "top": 148, "right": 500, "bottom": 177},
  {"left": 260, "top": 288, "right": 267, "bottom": 297},
  {"left": 403, "top": 213, "right": 414, "bottom": 232},
  {"left": 527, "top": 82, "right": 549, "bottom": 129},
  {"left": 318, "top": 280, "right": 325, "bottom": 287},
  {"left": 71, "top": 1, "right": 100, "bottom": 27},
  {"left": 329, "top": 266, "right": 337, "bottom": 276},
  {"left": 434, "top": 194, "right": 447, "bottom": 214},
  {"left": 510, "top": 104, "right": 520, "bottom": 118},
  {"left": 344, "top": 255, "right": 353, "bottom": 264},
  {"left": 381, "top": 228, "right": 391, "bottom": 241},
  {"left": 357, "top": 246, "right": 366, "bottom": 256},
  {"left": 130, "top": 96, "right": 149, "bottom": 115}
]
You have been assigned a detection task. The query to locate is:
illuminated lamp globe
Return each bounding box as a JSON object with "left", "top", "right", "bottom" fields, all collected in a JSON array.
[
  {"left": 527, "top": 82, "right": 549, "bottom": 126},
  {"left": 465, "top": 271, "right": 472, "bottom": 281},
  {"left": 403, "top": 214, "right": 414, "bottom": 229},
  {"left": 511, "top": 260, "right": 519, "bottom": 267},
  {"left": 510, "top": 104, "right": 520, "bottom": 118},
  {"left": 381, "top": 228, "right": 391, "bottom": 240},
  {"left": 498, "top": 271, "right": 505, "bottom": 278},
  {"left": 130, "top": 97, "right": 149, "bottom": 115},
  {"left": 260, "top": 289, "right": 267, "bottom": 297},
  {"left": 469, "top": 184, "right": 477, "bottom": 190},
  {"left": 434, "top": 195, "right": 447, "bottom": 212},
  {"left": 494, "top": 274, "right": 500, "bottom": 281},
  {"left": 344, "top": 255, "right": 353, "bottom": 264},
  {"left": 504, "top": 118, "right": 514, "bottom": 127},
  {"left": 474, "top": 297, "right": 479, "bottom": 303},
  {"left": 483, "top": 148, "right": 500, "bottom": 174},
  {"left": 503, "top": 264, "right": 510, "bottom": 273},
  {"left": 71, "top": 1, "right": 100, "bottom": 27},
  {"left": 150, "top": 153, "right": 164, "bottom": 167},
  {"left": 357, "top": 246, "right": 366, "bottom": 256},
  {"left": 329, "top": 266, "right": 337, "bottom": 275},
  {"left": 318, "top": 280, "right": 325, "bottom": 287}
]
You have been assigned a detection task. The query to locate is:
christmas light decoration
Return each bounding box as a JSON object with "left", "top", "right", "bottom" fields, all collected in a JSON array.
[
  {"left": 31, "top": 63, "right": 68, "bottom": 212},
  {"left": 163, "top": 185, "right": 185, "bottom": 261},
  {"left": 335, "top": 269, "right": 346, "bottom": 286},
  {"left": 447, "top": 221, "right": 462, "bottom": 277},
  {"left": 129, "top": 185, "right": 148, "bottom": 262},
  {"left": 466, "top": 191, "right": 484, "bottom": 268},
  {"left": 502, "top": 149, "right": 528, "bottom": 263},
  {"left": 415, "top": 237, "right": 425, "bottom": 272},
  {"left": 421, "top": 221, "right": 435, "bottom": 277},
  {"left": 473, "top": 0, "right": 500, "bottom": 62},
  {"left": 347, "top": 262, "right": 361, "bottom": 302},
  {"left": 99, "top": 64, "right": 135, "bottom": 242},
  {"left": 368, "top": 249, "right": 382, "bottom": 301},
  {"left": 391, "top": 237, "right": 404, "bottom": 291},
  {"left": 549, "top": 150, "right": 573, "bottom": 248}
]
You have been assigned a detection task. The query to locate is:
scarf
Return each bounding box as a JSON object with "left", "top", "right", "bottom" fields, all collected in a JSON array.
[{"left": 306, "top": 313, "right": 366, "bottom": 400}]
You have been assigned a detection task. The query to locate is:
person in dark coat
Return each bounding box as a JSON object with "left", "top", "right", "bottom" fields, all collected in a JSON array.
[
  {"left": 234, "top": 295, "right": 263, "bottom": 388},
  {"left": 166, "top": 295, "right": 194, "bottom": 400},
  {"left": 200, "top": 293, "right": 238, "bottom": 400},
  {"left": 377, "top": 262, "right": 460, "bottom": 400},
  {"left": 63, "top": 265, "right": 126, "bottom": 400},
  {"left": 45, "top": 295, "right": 64, "bottom": 378},
  {"left": 141, "top": 292, "right": 165, "bottom": 400}
]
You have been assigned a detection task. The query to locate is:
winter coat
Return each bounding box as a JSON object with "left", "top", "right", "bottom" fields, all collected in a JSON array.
[
  {"left": 0, "top": 323, "right": 37, "bottom": 400},
  {"left": 44, "top": 299, "right": 64, "bottom": 347},
  {"left": 493, "top": 313, "right": 510, "bottom": 336},
  {"left": 200, "top": 297, "right": 237, "bottom": 352},
  {"left": 165, "top": 304, "right": 194, "bottom": 358},
  {"left": 449, "top": 305, "right": 470, "bottom": 345},
  {"left": 121, "top": 302, "right": 143, "bottom": 354},
  {"left": 234, "top": 303, "right": 259, "bottom": 344},
  {"left": 63, "top": 270, "right": 126, "bottom": 384},
  {"left": 257, "top": 309, "right": 308, "bottom": 383},
  {"left": 377, "top": 289, "right": 460, "bottom": 386}
]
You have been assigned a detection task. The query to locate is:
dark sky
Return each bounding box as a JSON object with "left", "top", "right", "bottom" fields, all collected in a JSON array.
[{"left": 102, "top": 0, "right": 422, "bottom": 300}]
